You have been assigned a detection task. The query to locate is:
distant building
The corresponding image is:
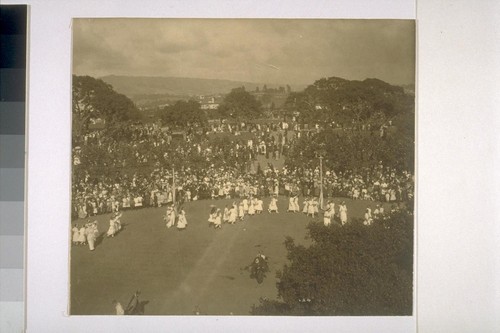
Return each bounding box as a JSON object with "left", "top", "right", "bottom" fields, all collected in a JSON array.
[
  {"left": 201, "top": 103, "right": 219, "bottom": 110},
  {"left": 199, "top": 95, "right": 221, "bottom": 110}
]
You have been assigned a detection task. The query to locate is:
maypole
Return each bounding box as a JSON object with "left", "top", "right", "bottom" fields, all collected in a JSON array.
[
  {"left": 319, "top": 156, "right": 324, "bottom": 210},
  {"left": 172, "top": 166, "right": 176, "bottom": 206}
]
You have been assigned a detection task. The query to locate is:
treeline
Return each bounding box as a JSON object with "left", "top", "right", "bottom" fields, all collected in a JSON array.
[
  {"left": 251, "top": 208, "right": 414, "bottom": 316},
  {"left": 284, "top": 76, "right": 414, "bottom": 127}
]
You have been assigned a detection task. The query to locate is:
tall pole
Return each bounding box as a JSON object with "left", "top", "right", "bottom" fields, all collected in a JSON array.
[
  {"left": 172, "top": 166, "right": 176, "bottom": 206},
  {"left": 319, "top": 156, "right": 324, "bottom": 210}
]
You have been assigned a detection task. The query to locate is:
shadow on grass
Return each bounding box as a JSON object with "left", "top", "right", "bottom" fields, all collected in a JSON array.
[{"left": 96, "top": 223, "right": 129, "bottom": 247}]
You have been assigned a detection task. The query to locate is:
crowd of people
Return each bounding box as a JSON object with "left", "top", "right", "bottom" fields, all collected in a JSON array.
[
  {"left": 71, "top": 120, "right": 414, "bottom": 239},
  {"left": 72, "top": 161, "right": 413, "bottom": 221}
]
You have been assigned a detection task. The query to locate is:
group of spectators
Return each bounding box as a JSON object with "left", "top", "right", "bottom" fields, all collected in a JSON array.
[{"left": 72, "top": 121, "right": 414, "bottom": 220}]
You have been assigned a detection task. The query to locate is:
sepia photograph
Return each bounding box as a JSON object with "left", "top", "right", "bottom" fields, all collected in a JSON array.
[{"left": 70, "top": 18, "right": 415, "bottom": 316}]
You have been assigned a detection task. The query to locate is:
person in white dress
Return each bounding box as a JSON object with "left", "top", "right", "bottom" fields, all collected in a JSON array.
[
  {"left": 248, "top": 197, "right": 256, "bottom": 216},
  {"left": 373, "top": 204, "right": 380, "bottom": 218},
  {"left": 165, "top": 206, "right": 176, "bottom": 228},
  {"left": 323, "top": 201, "right": 335, "bottom": 226},
  {"left": 78, "top": 224, "right": 87, "bottom": 245},
  {"left": 287, "top": 196, "right": 295, "bottom": 212},
  {"left": 113, "top": 300, "right": 125, "bottom": 315},
  {"left": 223, "top": 206, "right": 230, "bottom": 223},
  {"left": 329, "top": 201, "right": 335, "bottom": 221},
  {"left": 268, "top": 195, "right": 279, "bottom": 213},
  {"left": 86, "top": 221, "right": 98, "bottom": 251},
  {"left": 363, "top": 208, "right": 373, "bottom": 226},
  {"left": 107, "top": 217, "right": 116, "bottom": 237},
  {"left": 122, "top": 197, "right": 130, "bottom": 210},
  {"left": 307, "top": 198, "right": 315, "bottom": 217},
  {"left": 134, "top": 195, "right": 143, "bottom": 208},
  {"left": 72, "top": 224, "right": 79, "bottom": 246},
  {"left": 302, "top": 198, "right": 309, "bottom": 214},
  {"left": 255, "top": 198, "right": 263, "bottom": 214},
  {"left": 352, "top": 188, "right": 360, "bottom": 200},
  {"left": 229, "top": 203, "right": 238, "bottom": 224},
  {"left": 208, "top": 206, "right": 217, "bottom": 228},
  {"left": 177, "top": 207, "right": 188, "bottom": 230},
  {"left": 113, "top": 212, "right": 123, "bottom": 233},
  {"left": 390, "top": 188, "right": 397, "bottom": 202},
  {"left": 243, "top": 198, "right": 249, "bottom": 215},
  {"left": 238, "top": 201, "right": 245, "bottom": 220},
  {"left": 339, "top": 201, "right": 348, "bottom": 225},
  {"left": 78, "top": 202, "right": 87, "bottom": 219},
  {"left": 169, "top": 206, "right": 177, "bottom": 228},
  {"left": 323, "top": 203, "right": 332, "bottom": 226},
  {"left": 293, "top": 195, "right": 300, "bottom": 212},
  {"left": 214, "top": 209, "right": 222, "bottom": 229},
  {"left": 313, "top": 198, "right": 319, "bottom": 215}
]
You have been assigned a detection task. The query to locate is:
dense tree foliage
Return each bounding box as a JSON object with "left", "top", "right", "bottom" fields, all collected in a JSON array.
[
  {"left": 284, "top": 76, "right": 414, "bottom": 128},
  {"left": 283, "top": 77, "right": 415, "bottom": 173},
  {"left": 160, "top": 100, "right": 207, "bottom": 128},
  {"left": 217, "top": 87, "right": 263, "bottom": 119},
  {"left": 251, "top": 209, "right": 414, "bottom": 316},
  {"left": 72, "top": 75, "right": 142, "bottom": 138},
  {"left": 286, "top": 126, "right": 414, "bottom": 173}
]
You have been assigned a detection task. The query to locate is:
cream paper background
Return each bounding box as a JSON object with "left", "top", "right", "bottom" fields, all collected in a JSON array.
[{"left": 3, "top": 0, "right": 499, "bottom": 331}]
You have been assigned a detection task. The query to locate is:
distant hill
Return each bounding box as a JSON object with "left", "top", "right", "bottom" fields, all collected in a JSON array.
[
  {"left": 399, "top": 83, "right": 415, "bottom": 95},
  {"left": 100, "top": 75, "right": 306, "bottom": 98}
]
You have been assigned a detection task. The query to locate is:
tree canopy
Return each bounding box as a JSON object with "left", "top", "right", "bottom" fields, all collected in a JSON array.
[
  {"left": 72, "top": 75, "right": 141, "bottom": 138},
  {"left": 285, "top": 126, "right": 414, "bottom": 173},
  {"left": 217, "top": 87, "right": 263, "bottom": 119},
  {"left": 160, "top": 100, "right": 207, "bottom": 128},
  {"left": 284, "top": 76, "right": 414, "bottom": 127},
  {"left": 251, "top": 209, "right": 414, "bottom": 316}
]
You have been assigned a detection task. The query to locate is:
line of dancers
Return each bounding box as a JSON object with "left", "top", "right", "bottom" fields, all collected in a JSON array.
[
  {"left": 286, "top": 195, "right": 349, "bottom": 227},
  {"left": 71, "top": 220, "right": 99, "bottom": 251},
  {"left": 72, "top": 212, "right": 127, "bottom": 252},
  {"left": 207, "top": 195, "right": 280, "bottom": 229}
]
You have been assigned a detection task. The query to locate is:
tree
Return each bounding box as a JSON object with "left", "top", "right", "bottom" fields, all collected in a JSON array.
[
  {"left": 286, "top": 76, "right": 413, "bottom": 128},
  {"left": 217, "top": 87, "right": 263, "bottom": 119},
  {"left": 285, "top": 126, "right": 414, "bottom": 173},
  {"left": 251, "top": 209, "right": 414, "bottom": 316},
  {"left": 72, "top": 75, "right": 141, "bottom": 138},
  {"left": 160, "top": 100, "right": 207, "bottom": 128}
]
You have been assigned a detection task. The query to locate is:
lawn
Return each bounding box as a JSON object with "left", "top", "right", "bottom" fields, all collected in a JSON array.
[{"left": 70, "top": 196, "right": 389, "bottom": 315}]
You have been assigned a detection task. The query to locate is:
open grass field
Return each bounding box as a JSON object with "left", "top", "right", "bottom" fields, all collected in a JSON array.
[{"left": 70, "top": 196, "right": 390, "bottom": 315}]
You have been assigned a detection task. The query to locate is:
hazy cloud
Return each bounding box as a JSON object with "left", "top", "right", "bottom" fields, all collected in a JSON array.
[{"left": 73, "top": 19, "right": 415, "bottom": 85}]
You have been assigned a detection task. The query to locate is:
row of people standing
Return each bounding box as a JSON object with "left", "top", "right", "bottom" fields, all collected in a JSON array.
[{"left": 71, "top": 220, "right": 99, "bottom": 251}]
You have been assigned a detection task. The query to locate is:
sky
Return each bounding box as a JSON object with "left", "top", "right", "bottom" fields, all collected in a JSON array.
[{"left": 72, "top": 19, "right": 415, "bottom": 86}]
